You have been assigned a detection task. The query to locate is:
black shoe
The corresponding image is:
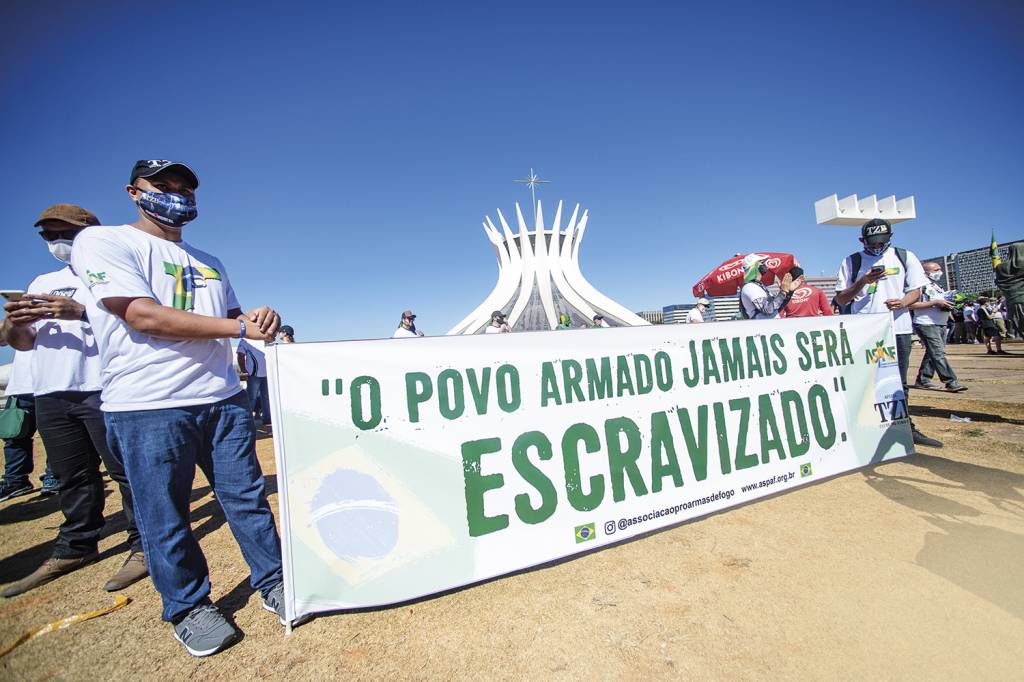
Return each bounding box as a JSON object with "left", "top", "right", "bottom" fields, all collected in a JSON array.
[
  {"left": 39, "top": 476, "right": 60, "bottom": 497},
  {"left": 0, "top": 481, "right": 35, "bottom": 502},
  {"left": 912, "top": 428, "right": 943, "bottom": 449}
]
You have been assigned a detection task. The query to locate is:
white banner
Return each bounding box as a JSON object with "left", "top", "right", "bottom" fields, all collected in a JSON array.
[{"left": 267, "top": 314, "right": 912, "bottom": 623}]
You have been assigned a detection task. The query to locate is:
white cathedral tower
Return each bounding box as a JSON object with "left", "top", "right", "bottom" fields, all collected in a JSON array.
[{"left": 447, "top": 200, "right": 651, "bottom": 334}]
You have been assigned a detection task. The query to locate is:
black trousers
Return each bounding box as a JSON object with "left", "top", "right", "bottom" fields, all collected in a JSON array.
[{"left": 35, "top": 391, "right": 142, "bottom": 558}]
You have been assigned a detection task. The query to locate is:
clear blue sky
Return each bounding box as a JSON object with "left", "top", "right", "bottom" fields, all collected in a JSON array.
[{"left": 2, "top": 0, "right": 1021, "bottom": 363}]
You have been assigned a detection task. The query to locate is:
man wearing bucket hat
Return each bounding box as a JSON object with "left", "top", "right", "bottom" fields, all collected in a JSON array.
[
  {"left": 71, "top": 160, "right": 286, "bottom": 656},
  {"left": 1, "top": 204, "right": 146, "bottom": 597},
  {"left": 834, "top": 218, "right": 941, "bottom": 448},
  {"left": 739, "top": 254, "right": 801, "bottom": 320}
]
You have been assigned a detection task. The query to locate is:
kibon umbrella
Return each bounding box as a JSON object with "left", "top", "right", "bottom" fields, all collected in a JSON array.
[{"left": 693, "top": 252, "right": 798, "bottom": 298}]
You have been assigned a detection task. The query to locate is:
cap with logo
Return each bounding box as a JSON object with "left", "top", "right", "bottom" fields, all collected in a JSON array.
[
  {"left": 129, "top": 159, "right": 200, "bottom": 189},
  {"left": 34, "top": 204, "right": 100, "bottom": 228},
  {"left": 861, "top": 218, "right": 893, "bottom": 245}
]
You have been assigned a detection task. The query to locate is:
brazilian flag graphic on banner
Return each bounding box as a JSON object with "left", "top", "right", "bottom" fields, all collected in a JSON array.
[
  {"left": 575, "top": 523, "right": 596, "bottom": 543},
  {"left": 800, "top": 463, "right": 813, "bottom": 478}
]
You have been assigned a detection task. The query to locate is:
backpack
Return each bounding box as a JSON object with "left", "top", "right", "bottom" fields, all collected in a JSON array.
[{"left": 839, "top": 247, "right": 908, "bottom": 315}]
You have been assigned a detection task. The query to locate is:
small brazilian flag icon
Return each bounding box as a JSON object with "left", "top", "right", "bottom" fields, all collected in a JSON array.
[
  {"left": 800, "top": 463, "right": 813, "bottom": 478},
  {"left": 575, "top": 523, "right": 596, "bottom": 543}
]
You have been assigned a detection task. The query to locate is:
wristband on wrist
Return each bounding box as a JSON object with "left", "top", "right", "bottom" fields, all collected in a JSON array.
[{"left": 239, "top": 319, "right": 246, "bottom": 340}]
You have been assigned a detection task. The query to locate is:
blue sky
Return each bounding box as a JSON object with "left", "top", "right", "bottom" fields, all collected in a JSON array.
[{"left": 2, "top": 0, "right": 1021, "bottom": 362}]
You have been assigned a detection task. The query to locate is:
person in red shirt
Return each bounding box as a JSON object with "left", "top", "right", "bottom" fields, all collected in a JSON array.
[{"left": 781, "top": 267, "right": 833, "bottom": 318}]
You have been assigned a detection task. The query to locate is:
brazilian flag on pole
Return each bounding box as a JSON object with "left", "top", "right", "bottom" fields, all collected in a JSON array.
[{"left": 991, "top": 230, "right": 1001, "bottom": 268}]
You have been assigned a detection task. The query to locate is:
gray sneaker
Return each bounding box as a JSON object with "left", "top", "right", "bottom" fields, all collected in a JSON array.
[
  {"left": 172, "top": 604, "right": 239, "bottom": 657},
  {"left": 262, "top": 582, "right": 287, "bottom": 625}
]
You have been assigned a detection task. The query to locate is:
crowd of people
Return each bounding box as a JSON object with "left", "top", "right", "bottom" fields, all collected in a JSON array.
[{"left": 1, "top": 160, "right": 1019, "bottom": 659}]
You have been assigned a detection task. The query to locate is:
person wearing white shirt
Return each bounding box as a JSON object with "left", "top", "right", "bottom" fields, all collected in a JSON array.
[
  {"left": 687, "top": 299, "right": 710, "bottom": 323},
  {"left": 739, "top": 254, "right": 801, "bottom": 320},
  {"left": 592, "top": 314, "right": 611, "bottom": 328},
  {"left": 392, "top": 310, "right": 424, "bottom": 338},
  {"left": 0, "top": 204, "right": 145, "bottom": 598},
  {"left": 71, "top": 159, "right": 285, "bottom": 656},
  {"left": 237, "top": 338, "right": 270, "bottom": 425},
  {"left": 909, "top": 261, "right": 966, "bottom": 392},
  {"left": 834, "top": 219, "right": 940, "bottom": 448}
]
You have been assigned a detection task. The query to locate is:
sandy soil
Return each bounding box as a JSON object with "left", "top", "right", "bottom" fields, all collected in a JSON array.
[{"left": 2, "top": 343, "right": 1022, "bottom": 680}]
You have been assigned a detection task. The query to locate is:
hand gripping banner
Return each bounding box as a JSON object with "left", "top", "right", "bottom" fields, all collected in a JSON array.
[{"left": 267, "top": 313, "right": 911, "bottom": 624}]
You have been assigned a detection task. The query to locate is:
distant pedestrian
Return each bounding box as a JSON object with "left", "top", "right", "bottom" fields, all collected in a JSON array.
[
  {"left": 556, "top": 313, "right": 572, "bottom": 330},
  {"left": 687, "top": 299, "right": 710, "bottom": 323},
  {"left": 910, "top": 261, "right": 967, "bottom": 392},
  {"left": 0, "top": 348, "right": 58, "bottom": 500},
  {"left": 277, "top": 325, "right": 295, "bottom": 343},
  {"left": 237, "top": 338, "right": 270, "bottom": 425},
  {"left": 592, "top": 314, "right": 610, "bottom": 328},
  {"left": 739, "top": 254, "right": 801, "bottom": 319},
  {"left": 976, "top": 297, "right": 1007, "bottom": 355},
  {"left": 485, "top": 310, "right": 511, "bottom": 333},
  {"left": 833, "top": 218, "right": 941, "bottom": 448},
  {"left": 780, "top": 267, "right": 833, "bottom": 318},
  {"left": 964, "top": 301, "right": 979, "bottom": 344},
  {"left": 393, "top": 310, "right": 424, "bottom": 338}
]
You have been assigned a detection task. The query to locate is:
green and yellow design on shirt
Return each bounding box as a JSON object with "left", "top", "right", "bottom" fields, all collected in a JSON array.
[
  {"left": 867, "top": 267, "right": 901, "bottom": 295},
  {"left": 163, "top": 262, "right": 222, "bottom": 311}
]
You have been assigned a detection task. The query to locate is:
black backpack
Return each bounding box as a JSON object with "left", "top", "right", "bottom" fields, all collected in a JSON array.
[{"left": 839, "top": 247, "right": 908, "bottom": 315}]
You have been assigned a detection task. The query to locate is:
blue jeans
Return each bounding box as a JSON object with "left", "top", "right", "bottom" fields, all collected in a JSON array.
[
  {"left": 3, "top": 394, "right": 36, "bottom": 486},
  {"left": 246, "top": 376, "right": 271, "bottom": 424},
  {"left": 105, "top": 390, "right": 282, "bottom": 622}
]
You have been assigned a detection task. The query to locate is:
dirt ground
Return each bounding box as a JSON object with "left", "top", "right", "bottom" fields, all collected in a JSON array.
[{"left": 2, "top": 343, "right": 1022, "bottom": 680}]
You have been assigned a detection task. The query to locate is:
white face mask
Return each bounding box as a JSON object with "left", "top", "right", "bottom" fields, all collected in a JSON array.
[
  {"left": 47, "top": 239, "right": 74, "bottom": 263},
  {"left": 928, "top": 270, "right": 943, "bottom": 281}
]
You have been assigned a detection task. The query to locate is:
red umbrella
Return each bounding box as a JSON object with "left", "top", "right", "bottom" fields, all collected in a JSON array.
[{"left": 692, "top": 252, "right": 798, "bottom": 298}]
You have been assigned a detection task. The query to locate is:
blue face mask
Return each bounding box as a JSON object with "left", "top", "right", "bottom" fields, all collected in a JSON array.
[
  {"left": 137, "top": 190, "right": 198, "bottom": 227},
  {"left": 864, "top": 242, "right": 888, "bottom": 257}
]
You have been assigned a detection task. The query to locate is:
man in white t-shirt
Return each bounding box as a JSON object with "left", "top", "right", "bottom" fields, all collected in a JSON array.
[
  {"left": 1, "top": 204, "right": 145, "bottom": 598},
  {"left": 71, "top": 160, "right": 284, "bottom": 657},
  {"left": 687, "top": 299, "right": 710, "bottom": 323},
  {"left": 392, "top": 309, "right": 424, "bottom": 338},
  {"left": 909, "top": 261, "right": 966, "bottom": 392},
  {"left": 834, "top": 219, "right": 940, "bottom": 448},
  {"left": 236, "top": 338, "right": 270, "bottom": 425}
]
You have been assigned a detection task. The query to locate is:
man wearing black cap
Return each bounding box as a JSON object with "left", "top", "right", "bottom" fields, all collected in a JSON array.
[
  {"left": 71, "top": 160, "right": 285, "bottom": 656},
  {"left": 834, "top": 218, "right": 941, "bottom": 448},
  {"left": 277, "top": 325, "right": 295, "bottom": 343},
  {"left": 485, "top": 310, "right": 511, "bottom": 333},
  {"left": 1, "top": 204, "right": 146, "bottom": 597}
]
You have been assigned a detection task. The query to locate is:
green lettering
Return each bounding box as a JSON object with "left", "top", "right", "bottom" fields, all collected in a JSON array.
[
  {"left": 496, "top": 365, "right": 521, "bottom": 413},
  {"left": 746, "top": 336, "right": 764, "bottom": 378},
  {"left": 808, "top": 384, "right": 837, "bottom": 449},
  {"left": 702, "top": 339, "right": 721, "bottom": 385},
  {"left": 561, "top": 360, "right": 585, "bottom": 403},
  {"left": 633, "top": 354, "right": 654, "bottom": 395},
  {"left": 466, "top": 367, "right": 491, "bottom": 415},
  {"left": 677, "top": 405, "right": 709, "bottom": 481},
  {"left": 350, "top": 376, "right": 382, "bottom": 430},
  {"left": 758, "top": 394, "right": 786, "bottom": 463},
  {"left": 615, "top": 355, "right": 635, "bottom": 397},
  {"left": 770, "top": 334, "right": 787, "bottom": 374},
  {"left": 796, "top": 331, "right": 812, "bottom": 371},
  {"left": 719, "top": 337, "right": 745, "bottom": 382},
  {"left": 461, "top": 437, "right": 508, "bottom": 537},
  {"left": 713, "top": 401, "right": 732, "bottom": 475},
  {"left": 650, "top": 411, "right": 683, "bottom": 493},
  {"left": 604, "top": 417, "right": 648, "bottom": 502},
  {"left": 654, "top": 351, "right": 673, "bottom": 391},
  {"left": 585, "top": 357, "right": 613, "bottom": 400},
  {"left": 561, "top": 423, "right": 605, "bottom": 511},
  {"left": 730, "top": 397, "right": 757, "bottom": 470},
  {"left": 682, "top": 340, "right": 700, "bottom": 387},
  {"left": 511, "top": 431, "right": 557, "bottom": 525},
  {"left": 437, "top": 368, "right": 465, "bottom": 420},
  {"left": 405, "top": 372, "right": 432, "bottom": 423},
  {"left": 780, "top": 390, "right": 810, "bottom": 458}
]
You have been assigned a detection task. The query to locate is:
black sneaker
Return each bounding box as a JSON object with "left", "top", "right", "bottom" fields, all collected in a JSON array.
[
  {"left": 912, "top": 428, "right": 943, "bottom": 449},
  {"left": 172, "top": 604, "right": 239, "bottom": 657},
  {"left": 0, "top": 481, "right": 35, "bottom": 502}
]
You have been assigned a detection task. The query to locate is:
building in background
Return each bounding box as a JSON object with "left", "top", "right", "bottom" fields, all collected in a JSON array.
[
  {"left": 803, "top": 275, "right": 837, "bottom": 303},
  {"left": 662, "top": 303, "right": 697, "bottom": 324},
  {"left": 708, "top": 296, "right": 741, "bottom": 321},
  {"left": 636, "top": 310, "right": 664, "bottom": 324},
  {"left": 922, "top": 240, "right": 1022, "bottom": 294}
]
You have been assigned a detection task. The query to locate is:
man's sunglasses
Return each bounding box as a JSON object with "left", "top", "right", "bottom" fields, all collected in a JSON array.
[
  {"left": 403, "top": 315, "right": 416, "bottom": 321},
  {"left": 38, "top": 229, "right": 81, "bottom": 242}
]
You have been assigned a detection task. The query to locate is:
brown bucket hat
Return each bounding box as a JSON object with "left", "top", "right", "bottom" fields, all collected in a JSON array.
[{"left": 34, "top": 204, "right": 100, "bottom": 228}]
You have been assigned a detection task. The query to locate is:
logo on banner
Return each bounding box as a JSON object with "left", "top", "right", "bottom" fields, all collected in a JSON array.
[
  {"left": 865, "top": 340, "right": 897, "bottom": 367},
  {"left": 574, "top": 523, "right": 596, "bottom": 543},
  {"left": 800, "top": 463, "right": 813, "bottom": 478}
]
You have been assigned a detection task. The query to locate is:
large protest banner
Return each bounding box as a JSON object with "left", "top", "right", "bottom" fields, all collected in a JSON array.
[{"left": 266, "top": 313, "right": 912, "bottom": 624}]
